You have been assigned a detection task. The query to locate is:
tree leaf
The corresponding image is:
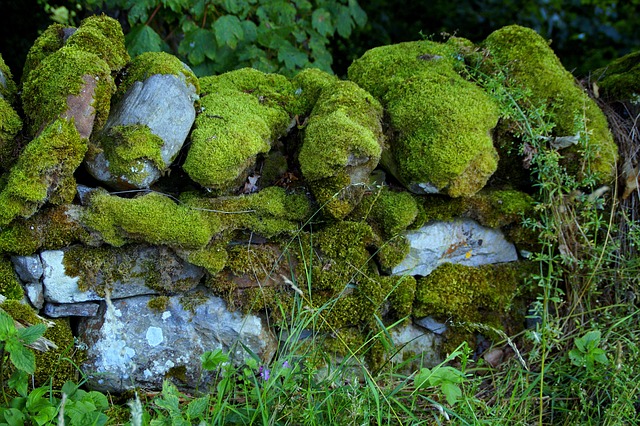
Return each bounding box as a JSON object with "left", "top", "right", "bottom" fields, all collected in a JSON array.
[
  {"left": 126, "top": 24, "right": 164, "bottom": 57},
  {"left": 17, "top": 323, "right": 45, "bottom": 346},
  {"left": 441, "top": 382, "right": 462, "bottom": 405},
  {"left": 6, "top": 340, "right": 36, "bottom": 374},
  {"left": 335, "top": 5, "right": 353, "bottom": 38},
  {"left": 179, "top": 27, "right": 217, "bottom": 65},
  {"left": 312, "top": 8, "right": 333, "bottom": 37},
  {"left": 241, "top": 20, "right": 258, "bottom": 43},
  {"left": 348, "top": 0, "right": 367, "bottom": 27},
  {"left": 277, "top": 41, "right": 308, "bottom": 70},
  {"left": 213, "top": 15, "right": 245, "bottom": 49}
]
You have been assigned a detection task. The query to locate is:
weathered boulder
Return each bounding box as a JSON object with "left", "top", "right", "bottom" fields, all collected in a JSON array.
[
  {"left": 77, "top": 291, "right": 277, "bottom": 393},
  {"left": 392, "top": 218, "right": 518, "bottom": 276},
  {"left": 390, "top": 323, "right": 442, "bottom": 370},
  {"left": 348, "top": 40, "right": 500, "bottom": 197},
  {"left": 41, "top": 245, "right": 204, "bottom": 304},
  {"left": 85, "top": 53, "right": 198, "bottom": 189},
  {"left": 0, "top": 54, "right": 23, "bottom": 170},
  {"left": 11, "top": 254, "right": 43, "bottom": 282}
]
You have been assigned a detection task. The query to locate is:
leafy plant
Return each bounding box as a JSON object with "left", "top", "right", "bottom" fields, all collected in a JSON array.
[
  {"left": 73, "top": 0, "right": 367, "bottom": 77},
  {"left": 569, "top": 330, "right": 609, "bottom": 372}
]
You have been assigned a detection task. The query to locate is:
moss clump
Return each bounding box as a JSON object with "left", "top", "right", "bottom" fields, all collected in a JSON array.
[
  {"left": 290, "top": 67, "right": 337, "bottom": 115},
  {"left": 376, "top": 236, "right": 411, "bottom": 271},
  {"left": 184, "top": 69, "right": 292, "bottom": 191},
  {"left": 116, "top": 52, "right": 199, "bottom": 101},
  {"left": 413, "top": 262, "right": 528, "bottom": 326},
  {"left": 82, "top": 190, "right": 212, "bottom": 249},
  {"left": 65, "top": 15, "right": 129, "bottom": 72},
  {"left": 148, "top": 296, "right": 170, "bottom": 312},
  {"left": 0, "top": 206, "right": 87, "bottom": 255},
  {"left": 299, "top": 80, "right": 383, "bottom": 182},
  {"left": 351, "top": 187, "right": 419, "bottom": 237},
  {"left": 348, "top": 40, "right": 500, "bottom": 197},
  {"left": 21, "top": 23, "right": 66, "bottom": 85},
  {"left": 181, "top": 242, "right": 228, "bottom": 275},
  {"left": 0, "top": 54, "right": 18, "bottom": 103},
  {"left": 481, "top": 25, "right": 617, "bottom": 183},
  {"left": 309, "top": 172, "right": 366, "bottom": 220},
  {"left": 1, "top": 300, "right": 81, "bottom": 389},
  {"left": 182, "top": 186, "right": 311, "bottom": 238},
  {"left": 0, "top": 118, "right": 86, "bottom": 226},
  {"left": 90, "top": 124, "right": 165, "bottom": 188},
  {"left": 0, "top": 257, "right": 23, "bottom": 300},
  {"left": 22, "top": 46, "right": 114, "bottom": 136},
  {"left": 0, "top": 97, "right": 22, "bottom": 170},
  {"left": 593, "top": 50, "right": 640, "bottom": 101}
]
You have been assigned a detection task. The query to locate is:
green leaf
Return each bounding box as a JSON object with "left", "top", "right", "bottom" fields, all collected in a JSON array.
[
  {"left": 61, "top": 381, "right": 79, "bottom": 398},
  {"left": 2, "top": 408, "right": 25, "bottom": 426},
  {"left": 186, "top": 396, "right": 209, "bottom": 419},
  {"left": 223, "top": 0, "right": 248, "bottom": 15},
  {"left": 85, "top": 391, "right": 109, "bottom": 411},
  {"left": 32, "top": 407, "right": 56, "bottom": 426},
  {"left": 441, "top": 382, "right": 462, "bottom": 405},
  {"left": 569, "top": 348, "right": 585, "bottom": 367},
  {"left": 127, "top": 1, "right": 151, "bottom": 26},
  {"left": 277, "top": 41, "right": 308, "bottom": 70},
  {"left": 592, "top": 348, "right": 609, "bottom": 365},
  {"left": 126, "top": 24, "right": 164, "bottom": 57},
  {"left": 179, "top": 28, "right": 217, "bottom": 65},
  {"left": 213, "top": 15, "right": 244, "bottom": 49},
  {"left": 6, "top": 340, "right": 36, "bottom": 374},
  {"left": 348, "top": 0, "right": 367, "bottom": 27},
  {"left": 26, "top": 387, "right": 49, "bottom": 412},
  {"left": 162, "top": 0, "right": 189, "bottom": 13},
  {"left": 241, "top": 20, "right": 258, "bottom": 43},
  {"left": 8, "top": 370, "right": 28, "bottom": 397},
  {"left": 0, "top": 309, "right": 17, "bottom": 340},
  {"left": 17, "top": 323, "right": 45, "bottom": 345},
  {"left": 413, "top": 367, "right": 432, "bottom": 389},
  {"left": 335, "top": 5, "right": 353, "bottom": 38},
  {"left": 201, "top": 349, "right": 229, "bottom": 371},
  {"left": 311, "top": 8, "right": 333, "bottom": 37}
]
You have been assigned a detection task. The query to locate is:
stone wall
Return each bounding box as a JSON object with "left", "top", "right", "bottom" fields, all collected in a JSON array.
[{"left": 0, "top": 16, "right": 617, "bottom": 392}]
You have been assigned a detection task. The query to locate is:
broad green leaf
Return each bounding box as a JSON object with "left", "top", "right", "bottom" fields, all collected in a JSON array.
[
  {"left": 278, "top": 41, "right": 308, "bottom": 70},
  {"left": 241, "top": 20, "right": 258, "bottom": 43},
  {"left": 190, "top": 0, "right": 207, "bottom": 21},
  {"left": 85, "top": 391, "right": 109, "bottom": 411},
  {"left": 348, "top": 0, "right": 367, "bottom": 27},
  {"left": 2, "top": 408, "right": 25, "bottom": 426},
  {"left": 592, "top": 348, "right": 609, "bottom": 365},
  {"left": 0, "top": 309, "right": 16, "bottom": 340},
  {"left": 32, "top": 407, "right": 56, "bottom": 426},
  {"left": 179, "top": 28, "right": 217, "bottom": 65},
  {"left": 17, "top": 323, "right": 45, "bottom": 345},
  {"left": 162, "top": 0, "right": 189, "bottom": 13},
  {"left": 186, "top": 396, "right": 209, "bottom": 419},
  {"left": 413, "top": 367, "right": 432, "bottom": 389},
  {"left": 311, "top": 8, "right": 333, "bottom": 37},
  {"left": 335, "top": 5, "right": 353, "bottom": 38},
  {"left": 126, "top": 25, "right": 164, "bottom": 57},
  {"left": 127, "top": 0, "right": 153, "bottom": 25},
  {"left": 441, "top": 382, "right": 462, "bottom": 405},
  {"left": 569, "top": 348, "right": 585, "bottom": 367},
  {"left": 293, "top": 0, "right": 312, "bottom": 11},
  {"left": 201, "top": 349, "right": 229, "bottom": 371},
  {"left": 61, "top": 381, "right": 79, "bottom": 398},
  {"left": 6, "top": 340, "right": 36, "bottom": 374},
  {"left": 213, "top": 15, "right": 244, "bottom": 49},
  {"left": 8, "top": 370, "right": 28, "bottom": 397},
  {"left": 223, "top": 0, "right": 248, "bottom": 15},
  {"left": 25, "top": 387, "right": 49, "bottom": 412}
]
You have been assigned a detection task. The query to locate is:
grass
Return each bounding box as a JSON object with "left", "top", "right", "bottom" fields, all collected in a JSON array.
[{"left": 1, "top": 55, "right": 640, "bottom": 426}]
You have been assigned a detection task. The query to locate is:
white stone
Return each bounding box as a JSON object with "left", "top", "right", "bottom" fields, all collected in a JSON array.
[
  {"left": 392, "top": 218, "right": 518, "bottom": 276},
  {"left": 390, "top": 323, "right": 442, "bottom": 370},
  {"left": 41, "top": 250, "right": 97, "bottom": 303}
]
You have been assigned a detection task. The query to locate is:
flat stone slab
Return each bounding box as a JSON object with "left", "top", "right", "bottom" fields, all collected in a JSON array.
[{"left": 392, "top": 218, "right": 518, "bottom": 276}]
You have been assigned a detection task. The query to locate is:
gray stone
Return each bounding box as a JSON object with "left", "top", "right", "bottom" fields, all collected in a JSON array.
[
  {"left": 77, "top": 290, "right": 277, "bottom": 393},
  {"left": 414, "top": 316, "right": 448, "bottom": 335},
  {"left": 390, "top": 323, "right": 442, "bottom": 371},
  {"left": 392, "top": 218, "right": 518, "bottom": 276},
  {"left": 24, "top": 282, "right": 44, "bottom": 310},
  {"left": 11, "top": 255, "right": 44, "bottom": 282},
  {"left": 86, "top": 73, "right": 196, "bottom": 189},
  {"left": 41, "top": 245, "right": 204, "bottom": 304},
  {"left": 44, "top": 302, "right": 100, "bottom": 318}
]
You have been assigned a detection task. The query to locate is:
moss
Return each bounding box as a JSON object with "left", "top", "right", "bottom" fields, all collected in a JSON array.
[
  {"left": 21, "top": 23, "right": 66, "bottom": 85},
  {"left": 413, "top": 262, "right": 528, "bottom": 326},
  {"left": 0, "top": 205, "right": 86, "bottom": 255},
  {"left": 482, "top": 25, "right": 617, "bottom": 183},
  {"left": 0, "top": 257, "right": 23, "bottom": 300},
  {"left": 290, "top": 67, "right": 338, "bottom": 116},
  {"left": 1, "top": 300, "right": 81, "bottom": 389},
  {"left": 65, "top": 14, "right": 129, "bottom": 72},
  {"left": 182, "top": 242, "right": 228, "bottom": 275},
  {"left": 593, "top": 50, "right": 640, "bottom": 101},
  {"left": 351, "top": 187, "right": 419, "bottom": 237},
  {"left": 117, "top": 52, "right": 199, "bottom": 101},
  {"left": 82, "top": 189, "right": 212, "bottom": 249},
  {"left": 0, "top": 118, "right": 86, "bottom": 226},
  {"left": 91, "top": 124, "right": 165, "bottom": 187},
  {"left": 349, "top": 40, "right": 500, "bottom": 197},
  {"left": 0, "top": 54, "right": 18, "bottom": 104},
  {"left": 22, "top": 46, "right": 114, "bottom": 137},
  {"left": 184, "top": 70, "right": 291, "bottom": 191},
  {"left": 179, "top": 289, "right": 209, "bottom": 313},
  {"left": 299, "top": 80, "right": 384, "bottom": 182},
  {"left": 0, "top": 97, "right": 22, "bottom": 170},
  {"left": 148, "top": 296, "right": 170, "bottom": 312},
  {"left": 182, "top": 186, "right": 311, "bottom": 238},
  {"left": 376, "top": 236, "right": 411, "bottom": 271},
  {"left": 309, "top": 172, "right": 366, "bottom": 220}
]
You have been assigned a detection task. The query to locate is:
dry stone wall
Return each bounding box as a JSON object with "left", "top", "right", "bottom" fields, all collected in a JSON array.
[{"left": 0, "top": 16, "right": 618, "bottom": 393}]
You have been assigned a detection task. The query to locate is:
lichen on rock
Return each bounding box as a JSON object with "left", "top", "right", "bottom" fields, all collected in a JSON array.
[{"left": 348, "top": 40, "right": 500, "bottom": 197}]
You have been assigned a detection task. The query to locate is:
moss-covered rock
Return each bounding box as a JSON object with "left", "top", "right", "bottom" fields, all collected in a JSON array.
[
  {"left": 348, "top": 40, "right": 500, "bottom": 197},
  {"left": 0, "top": 54, "right": 18, "bottom": 104},
  {"left": 0, "top": 118, "right": 86, "bottom": 226},
  {"left": 22, "top": 46, "right": 114, "bottom": 137},
  {"left": 593, "top": 50, "right": 640, "bottom": 101},
  {"left": 481, "top": 25, "right": 617, "bottom": 183},
  {"left": 0, "top": 97, "right": 22, "bottom": 170},
  {"left": 0, "top": 257, "right": 23, "bottom": 300},
  {"left": 82, "top": 189, "right": 212, "bottom": 249},
  {"left": 290, "top": 67, "right": 338, "bottom": 116},
  {"left": 65, "top": 14, "right": 129, "bottom": 72},
  {"left": 183, "top": 69, "right": 292, "bottom": 192},
  {"left": 21, "top": 23, "right": 67, "bottom": 85}
]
